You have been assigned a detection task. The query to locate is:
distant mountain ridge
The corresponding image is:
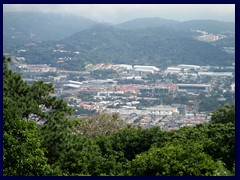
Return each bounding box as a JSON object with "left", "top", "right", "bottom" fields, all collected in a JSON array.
[
  {"left": 115, "top": 17, "right": 180, "bottom": 29},
  {"left": 61, "top": 24, "right": 233, "bottom": 66},
  {"left": 115, "top": 17, "right": 234, "bottom": 33},
  {"left": 10, "top": 23, "right": 234, "bottom": 69},
  {"left": 178, "top": 19, "right": 235, "bottom": 33},
  {"left": 3, "top": 12, "right": 97, "bottom": 51},
  {"left": 3, "top": 12, "right": 235, "bottom": 68}
]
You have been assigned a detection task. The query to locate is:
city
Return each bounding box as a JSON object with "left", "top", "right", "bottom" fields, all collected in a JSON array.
[
  {"left": 3, "top": 4, "right": 235, "bottom": 176},
  {"left": 10, "top": 58, "right": 235, "bottom": 130}
]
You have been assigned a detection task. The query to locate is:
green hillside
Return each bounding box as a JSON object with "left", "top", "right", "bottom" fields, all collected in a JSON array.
[{"left": 15, "top": 24, "right": 234, "bottom": 68}]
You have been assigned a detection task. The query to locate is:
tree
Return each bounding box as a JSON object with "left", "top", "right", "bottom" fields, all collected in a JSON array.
[
  {"left": 200, "top": 123, "right": 235, "bottom": 171},
  {"left": 75, "top": 113, "right": 126, "bottom": 137},
  {"left": 3, "top": 55, "right": 235, "bottom": 176},
  {"left": 3, "top": 56, "right": 74, "bottom": 123},
  {"left": 110, "top": 126, "right": 163, "bottom": 161},
  {"left": 211, "top": 104, "right": 235, "bottom": 124},
  {"left": 3, "top": 56, "right": 73, "bottom": 175},
  {"left": 56, "top": 138, "right": 105, "bottom": 176},
  {"left": 3, "top": 97, "right": 53, "bottom": 176},
  {"left": 151, "top": 122, "right": 235, "bottom": 173},
  {"left": 128, "top": 143, "right": 232, "bottom": 176},
  {"left": 90, "top": 69, "right": 118, "bottom": 79},
  {"left": 39, "top": 118, "right": 79, "bottom": 165}
]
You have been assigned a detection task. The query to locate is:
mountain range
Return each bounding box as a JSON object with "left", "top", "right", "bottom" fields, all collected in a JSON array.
[{"left": 3, "top": 12, "right": 235, "bottom": 68}]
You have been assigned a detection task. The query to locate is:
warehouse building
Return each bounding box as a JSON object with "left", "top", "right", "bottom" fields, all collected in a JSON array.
[{"left": 176, "top": 84, "right": 212, "bottom": 93}]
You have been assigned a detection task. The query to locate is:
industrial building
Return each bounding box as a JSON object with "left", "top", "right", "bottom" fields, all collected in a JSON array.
[
  {"left": 176, "top": 84, "right": 212, "bottom": 93},
  {"left": 133, "top": 65, "right": 159, "bottom": 72},
  {"left": 139, "top": 87, "right": 170, "bottom": 95},
  {"left": 198, "top": 72, "right": 233, "bottom": 77},
  {"left": 177, "top": 64, "right": 201, "bottom": 69},
  {"left": 114, "top": 64, "right": 133, "bottom": 70},
  {"left": 154, "top": 87, "right": 170, "bottom": 95},
  {"left": 133, "top": 65, "right": 160, "bottom": 76},
  {"left": 164, "top": 64, "right": 201, "bottom": 75}
]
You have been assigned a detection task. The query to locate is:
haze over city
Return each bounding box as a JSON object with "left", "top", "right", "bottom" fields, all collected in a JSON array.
[{"left": 3, "top": 4, "right": 235, "bottom": 23}]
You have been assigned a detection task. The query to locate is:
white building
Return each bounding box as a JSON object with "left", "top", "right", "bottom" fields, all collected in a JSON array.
[
  {"left": 114, "top": 64, "right": 133, "bottom": 70},
  {"left": 178, "top": 64, "right": 201, "bottom": 69},
  {"left": 198, "top": 72, "right": 233, "bottom": 77},
  {"left": 133, "top": 65, "right": 159, "bottom": 72},
  {"left": 231, "top": 83, "right": 235, "bottom": 92},
  {"left": 69, "top": 80, "right": 83, "bottom": 85},
  {"left": 63, "top": 84, "right": 81, "bottom": 88},
  {"left": 132, "top": 65, "right": 159, "bottom": 76},
  {"left": 164, "top": 67, "right": 182, "bottom": 74}
]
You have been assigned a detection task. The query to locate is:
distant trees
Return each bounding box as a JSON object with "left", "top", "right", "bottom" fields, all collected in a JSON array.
[
  {"left": 211, "top": 104, "right": 235, "bottom": 124},
  {"left": 90, "top": 69, "right": 118, "bottom": 79},
  {"left": 198, "top": 95, "right": 234, "bottom": 112},
  {"left": 18, "top": 25, "right": 233, "bottom": 69},
  {"left": 74, "top": 113, "right": 126, "bottom": 137},
  {"left": 117, "top": 79, "right": 143, "bottom": 84}
]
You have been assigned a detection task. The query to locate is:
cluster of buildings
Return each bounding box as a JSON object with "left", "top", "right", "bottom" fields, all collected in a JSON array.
[
  {"left": 85, "top": 63, "right": 160, "bottom": 75},
  {"left": 13, "top": 59, "right": 235, "bottom": 130},
  {"left": 164, "top": 64, "right": 233, "bottom": 77},
  {"left": 192, "top": 29, "right": 226, "bottom": 42},
  {"left": 18, "top": 64, "right": 58, "bottom": 73}
]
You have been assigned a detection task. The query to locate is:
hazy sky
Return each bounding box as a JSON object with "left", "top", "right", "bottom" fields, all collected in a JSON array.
[{"left": 3, "top": 4, "right": 235, "bottom": 23}]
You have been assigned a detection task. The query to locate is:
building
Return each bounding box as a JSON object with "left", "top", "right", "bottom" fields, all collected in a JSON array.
[
  {"left": 198, "top": 72, "right": 233, "bottom": 77},
  {"left": 176, "top": 84, "right": 212, "bottom": 93},
  {"left": 164, "top": 64, "right": 201, "bottom": 75},
  {"left": 139, "top": 87, "right": 170, "bottom": 95},
  {"left": 139, "top": 88, "right": 154, "bottom": 94},
  {"left": 178, "top": 64, "right": 201, "bottom": 69},
  {"left": 113, "top": 64, "right": 133, "bottom": 70},
  {"left": 69, "top": 80, "right": 83, "bottom": 85},
  {"left": 133, "top": 65, "right": 159, "bottom": 72},
  {"left": 83, "top": 79, "right": 117, "bottom": 85},
  {"left": 63, "top": 84, "right": 81, "bottom": 89},
  {"left": 133, "top": 65, "right": 159, "bottom": 76},
  {"left": 154, "top": 87, "right": 170, "bottom": 95},
  {"left": 231, "top": 83, "right": 235, "bottom": 92},
  {"left": 164, "top": 67, "right": 182, "bottom": 74}
]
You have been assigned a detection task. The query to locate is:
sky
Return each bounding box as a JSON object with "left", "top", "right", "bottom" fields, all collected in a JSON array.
[{"left": 3, "top": 4, "right": 235, "bottom": 24}]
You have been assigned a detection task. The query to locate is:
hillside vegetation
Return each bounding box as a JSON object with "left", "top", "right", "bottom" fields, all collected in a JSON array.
[
  {"left": 10, "top": 24, "right": 234, "bottom": 69},
  {"left": 3, "top": 56, "right": 235, "bottom": 176},
  {"left": 4, "top": 13, "right": 234, "bottom": 68}
]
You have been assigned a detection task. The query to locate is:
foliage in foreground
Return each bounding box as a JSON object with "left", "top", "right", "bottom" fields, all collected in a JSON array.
[{"left": 3, "top": 56, "right": 235, "bottom": 176}]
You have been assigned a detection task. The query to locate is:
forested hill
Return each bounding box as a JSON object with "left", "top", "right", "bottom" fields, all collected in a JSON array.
[
  {"left": 178, "top": 19, "right": 235, "bottom": 34},
  {"left": 15, "top": 24, "right": 234, "bottom": 68},
  {"left": 3, "top": 56, "right": 235, "bottom": 176},
  {"left": 115, "top": 17, "right": 180, "bottom": 29},
  {"left": 4, "top": 13, "right": 234, "bottom": 68},
  {"left": 115, "top": 18, "right": 234, "bottom": 34},
  {"left": 3, "top": 12, "right": 97, "bottom": 51},
  {"left": 61, "top": 24, "right": 233, "bottom": 66}
]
